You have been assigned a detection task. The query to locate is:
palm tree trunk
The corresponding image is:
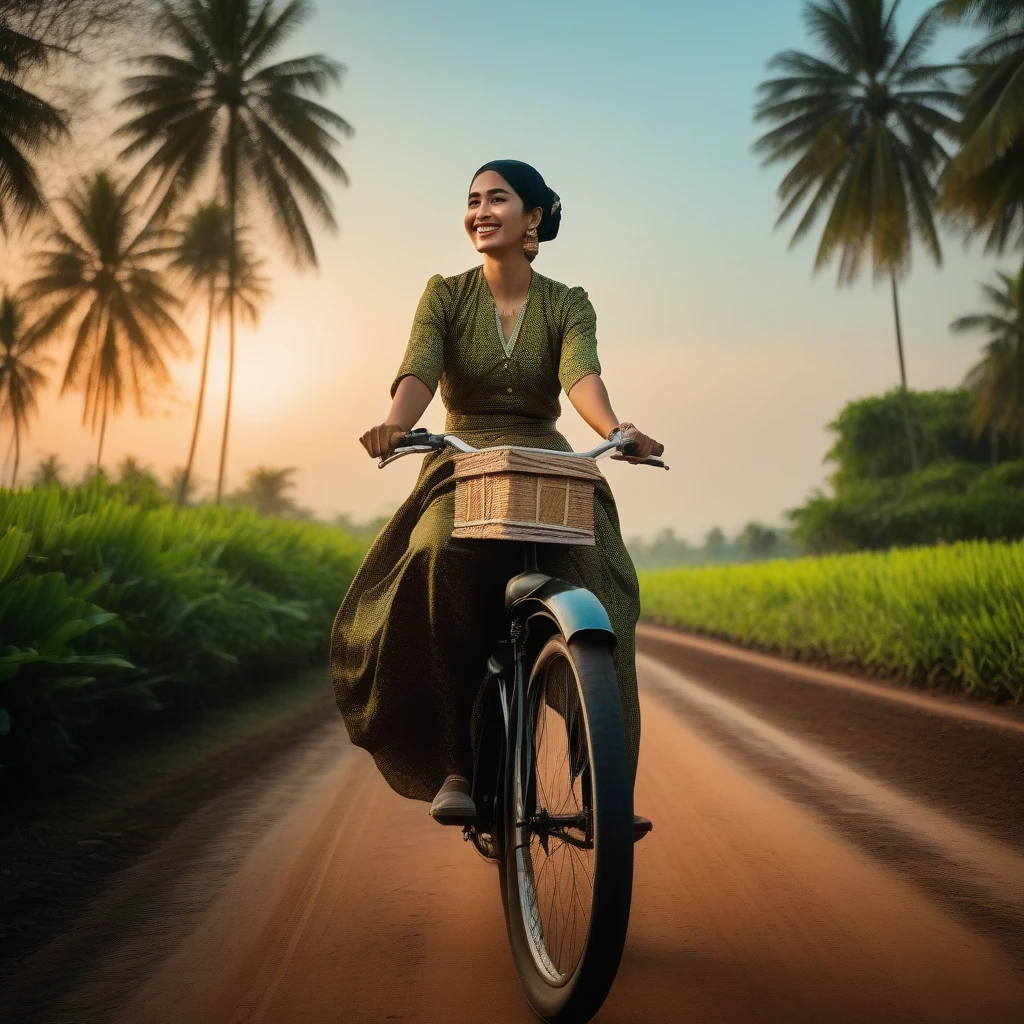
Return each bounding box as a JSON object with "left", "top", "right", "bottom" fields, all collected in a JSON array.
[
  {"left": 96, "top": 390, "right": 109, "bottom": 472},
  {"left": 180, "top": 284, "right": 217, "bottom": 505},
  {"left": 216, "top": 106, "right": 239, "bottom": 505},
  {"left": 1018, "top": 253, "right": 1024, "bottom": 459},
  {"left": 890, "top": 275, "right": 921, "bottom": 472},
  {"left": 3, "top": 431, "right": 13, "bottom": 487},
  {"left": 11, "top": 424, "right": 19, "bottom": 488},
  {"left": 1017, "top": 332, "right": 1024, "bottom": 459}
]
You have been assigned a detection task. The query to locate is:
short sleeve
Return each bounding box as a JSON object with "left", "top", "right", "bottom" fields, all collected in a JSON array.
[
  {"left": 558, "top": 285, "right": 602, "bottom": 394},
  {"left": 391, "top": 274, "right": 447, "bottom": 398}
]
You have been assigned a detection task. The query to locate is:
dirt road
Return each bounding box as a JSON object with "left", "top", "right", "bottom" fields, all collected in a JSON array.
[{"left": 5, "top": 631, "right": 1024, "bottom": 1023}]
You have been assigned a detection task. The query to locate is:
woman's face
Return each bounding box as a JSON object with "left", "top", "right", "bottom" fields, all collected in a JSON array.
[{"left": 465, "top": 170, "right": 542, "bottom": 257}]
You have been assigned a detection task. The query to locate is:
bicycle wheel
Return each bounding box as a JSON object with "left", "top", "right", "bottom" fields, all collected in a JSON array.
[{"left": 500, "top": 632, "right": 633, "bottom": 1023}]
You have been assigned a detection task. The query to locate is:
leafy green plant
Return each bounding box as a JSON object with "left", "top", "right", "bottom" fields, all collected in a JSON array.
[
  {"left": 639, "top": 539, "right": 1024, "bottom": 701},
  {"left": 789, "top": 460, "right": 1024, "bottom": 551},
  {"left": 0, "top": 486, "right": 364, "bottom": 785}
]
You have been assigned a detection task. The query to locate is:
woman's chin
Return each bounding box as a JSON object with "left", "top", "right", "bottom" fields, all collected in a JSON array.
[{"left": 473, "top": 240, "right": 515, "bottom": 259}]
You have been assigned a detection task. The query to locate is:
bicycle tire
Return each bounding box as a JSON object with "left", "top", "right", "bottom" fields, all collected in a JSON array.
[{"left": 500, "top": 632, "right": 633, "bottom": 1023}]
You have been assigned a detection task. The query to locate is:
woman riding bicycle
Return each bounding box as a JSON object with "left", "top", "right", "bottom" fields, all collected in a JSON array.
[{"left": 330, "top": 159, "right": 664, "bottom": 831}]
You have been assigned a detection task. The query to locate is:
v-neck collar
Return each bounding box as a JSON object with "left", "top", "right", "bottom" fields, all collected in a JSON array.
[{"left": 481, "top": 266, "right": 534, "bottom": 358}]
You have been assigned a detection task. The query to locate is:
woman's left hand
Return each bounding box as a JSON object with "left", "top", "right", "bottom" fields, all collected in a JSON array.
[{"left": 610, "top": 422, "right": 665, "bottom": 463}]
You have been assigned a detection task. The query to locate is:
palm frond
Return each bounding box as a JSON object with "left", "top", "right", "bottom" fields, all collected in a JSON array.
[
  {"left": 753, "top": 0, "right": 957, "bottom": 284},
  {"left": 115, "top": 0, "right": 350, "bottom": 240},
  {"left": 888, "top": 4, "right": 940, "bottom": 78},
  {"left": 242, "top": 0, "right": 312, "bottom": 70},
  {"left": 940, "top": 1, "right": 1024, "bottom": 26},
  {"left": 20, "top": 171, "right": 185, "bottom": 432}
]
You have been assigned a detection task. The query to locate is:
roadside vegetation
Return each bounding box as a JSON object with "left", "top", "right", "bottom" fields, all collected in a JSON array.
[
  {"left": 639, "top": 539, "right": 1024, "bottom": 702},
  {"left": 0, "top": 480, "right": 364, "bottom": 791},
  {"left": 789, "top": 387, "right": 1024, "bottom": 551}
]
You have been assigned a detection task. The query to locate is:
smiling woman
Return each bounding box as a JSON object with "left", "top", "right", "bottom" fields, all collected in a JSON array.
[{"left": 329, "top": 157, "right": 664, "bottom": 830}]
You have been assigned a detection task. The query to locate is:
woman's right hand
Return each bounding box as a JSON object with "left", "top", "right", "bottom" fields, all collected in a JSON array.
[{"left": 360, "top": 422, "right": 407, "bottom": 459}]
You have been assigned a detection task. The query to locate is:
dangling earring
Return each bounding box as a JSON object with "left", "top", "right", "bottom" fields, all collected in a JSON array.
[{"left": 523, "top": 227, "right": 539, "bottom": 258}]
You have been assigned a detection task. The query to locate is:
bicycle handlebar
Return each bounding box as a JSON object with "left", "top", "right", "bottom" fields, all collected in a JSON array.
[{"left": 377, "top": 427, "right": 669, "bottom": 470}]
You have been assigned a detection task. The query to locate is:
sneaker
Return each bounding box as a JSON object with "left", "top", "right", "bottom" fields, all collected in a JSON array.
[
  {"left": 429, "top": 774, "right": 477, "bottom": 824},
  {"left": 633, "top": 814, "right": 653, "bottom": 842}
]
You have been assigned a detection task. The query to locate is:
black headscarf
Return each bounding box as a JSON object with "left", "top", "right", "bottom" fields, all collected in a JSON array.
[{"left": 471, "top": 159, "right": 562, "bottom": 243}]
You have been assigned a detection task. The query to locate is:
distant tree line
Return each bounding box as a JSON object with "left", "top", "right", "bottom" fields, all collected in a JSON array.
[
  {"left": 27, "top": 451, "right": 319, "bottom": 519},
  {"left": 634, "top": 381, "right": 1024, "bottom": 565},
  {"left": 789, "top": 386, "right": 1024, "bottom": 551},
  {"left": 627, "top": 522, "right": 800, "bottom": 569}
]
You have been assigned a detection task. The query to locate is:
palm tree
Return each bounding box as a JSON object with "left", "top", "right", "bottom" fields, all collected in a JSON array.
[
  {"left": 951, "top": 268, "right": 1024, "bottom": 454},
  {"left": 31, "top": 452, "right": 65, "bottom": 486},
  {"left": 703, "top": 527, "right": 727, "bottom": 555},
  {"left": 0, "top": 17, "right": 69, "bottom": 234},
  {"left": 116, "top": 453, "right": 164, "bottom": 505},
  {"left": 116, "top": 454, "right": 153, "bottom": 483},
  {"left": 739, "top": 521, "right": 780, "bottom": 558},
  {"left": 753, "top": 0, "right": 959, "bottom": 471},
  {"left": 20, "top": 171, "right": 187, "bottom": 471},
  {"left": 164, "top": 201, "right": 269, "bottom": 504},
  {"left": 939, "top": 1, "right": 1024, "bottom": 257},
  {"left": 115, "top": 0, "right": 353, "bottom": 502},
  {"left": 0, "top": 292, "right": 51, "bottom": 486},
  {"left": 230, "top": 464, "right": 302, "bottom": 516},
  {"left": 165, "top": 464, "right": 200, "bottom": 503}
]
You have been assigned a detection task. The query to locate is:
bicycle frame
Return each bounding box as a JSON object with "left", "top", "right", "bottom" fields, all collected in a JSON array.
[
  {"left": 461, "top": 538, "right": 618, "bottom": 855},
  {"left": 376, "top": 428, "right": 666, "bottom": 854}
]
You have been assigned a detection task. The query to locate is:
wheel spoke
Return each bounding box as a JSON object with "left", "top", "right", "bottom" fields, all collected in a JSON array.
[{"left": 515, "top": 650, "right": 596, "bottom": 981}]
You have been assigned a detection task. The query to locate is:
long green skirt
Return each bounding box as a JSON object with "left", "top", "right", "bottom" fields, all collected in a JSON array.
[{"left": 329, "top": 417, "right": 641, "bottom": 803}]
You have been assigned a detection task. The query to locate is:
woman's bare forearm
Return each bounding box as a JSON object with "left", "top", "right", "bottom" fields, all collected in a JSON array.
[
  {"left": 360, "top": 375, "right": 434, "bottom": 459},
  {"left": 566, "top": 373, "right": 619, "bottom": 439},
  {"left": 387, "top": 375, "right": 434, "bottom": 430}
]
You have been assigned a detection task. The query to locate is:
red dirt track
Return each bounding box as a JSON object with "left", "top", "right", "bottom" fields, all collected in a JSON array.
[{"left": 4, "top": 632, "right": 1023, "bottom": 1023}]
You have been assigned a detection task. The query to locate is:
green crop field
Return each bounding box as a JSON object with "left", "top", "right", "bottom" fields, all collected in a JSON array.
[
  {"left": 638, "top": 540, "right": 1024, "bottom": 702},
  {"left": 0, "top": 485, "right": 365, "bottom": 785}
]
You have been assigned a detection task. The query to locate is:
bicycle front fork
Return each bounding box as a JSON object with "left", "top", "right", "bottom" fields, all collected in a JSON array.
[{"left": 524, "top": 541, "right": 539, "bottom": 573}]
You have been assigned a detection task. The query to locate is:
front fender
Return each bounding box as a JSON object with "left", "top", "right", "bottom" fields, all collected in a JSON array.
[{"left": 505, "top": 573, "right": 616, "bottom": 649}]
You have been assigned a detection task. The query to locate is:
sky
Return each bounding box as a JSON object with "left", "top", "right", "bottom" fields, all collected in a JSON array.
[{"left": 7, "top": 0, "right": 1016, "bottom": 542}]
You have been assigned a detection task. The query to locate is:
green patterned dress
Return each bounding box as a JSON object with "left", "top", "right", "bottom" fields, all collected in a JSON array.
[{"left": 329, "top": 265, "right": 641, "bottom": 802}]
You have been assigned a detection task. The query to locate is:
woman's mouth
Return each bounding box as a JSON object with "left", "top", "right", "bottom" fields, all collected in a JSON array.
[{"left": 475, "top": 224, "right": 499, "bottom": 236}]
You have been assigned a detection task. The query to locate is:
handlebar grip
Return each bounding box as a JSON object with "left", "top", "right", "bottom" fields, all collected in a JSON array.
[
  {"left": 395, "top": 428, "right": 448, "bottom": 450},
  {"left": 394, "top": 427, "right": 430, "bottom": 449}
]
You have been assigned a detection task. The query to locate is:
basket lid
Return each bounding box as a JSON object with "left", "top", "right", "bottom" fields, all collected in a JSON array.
[{"left": 453, "top": 445, "right": 604, "bottom": 481}]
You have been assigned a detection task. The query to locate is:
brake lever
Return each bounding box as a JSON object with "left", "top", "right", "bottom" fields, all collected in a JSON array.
[
  {"left": 377, "top": 445, "right": 437, "bottom": 468},
  {"left": 610, "top": 454, "right": 670, "bottom": 470},
  {"left": 377, "top": 428, "right": 450, "bottom": 468}
]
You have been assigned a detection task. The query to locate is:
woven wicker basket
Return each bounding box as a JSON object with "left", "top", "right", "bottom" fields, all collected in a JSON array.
[{"left": 452, "top": 447, "right": 603, "bottom": 545}]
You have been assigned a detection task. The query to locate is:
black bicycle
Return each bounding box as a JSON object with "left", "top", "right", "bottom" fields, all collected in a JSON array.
[{"left": 379, "top": 427, "right": 667, "bottom": 1024}]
